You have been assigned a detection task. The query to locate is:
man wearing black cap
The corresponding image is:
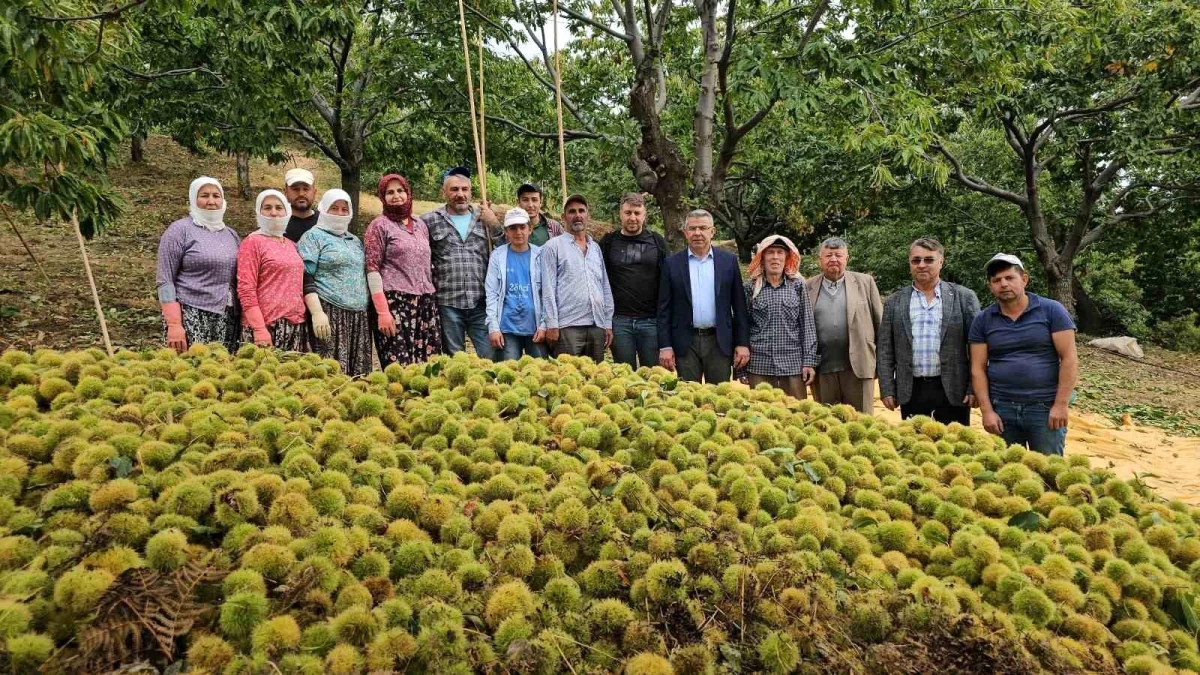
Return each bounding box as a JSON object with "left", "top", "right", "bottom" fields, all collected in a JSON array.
[
  {"left": 969, "top": 253, "right": 1078, "bottom": 455},
  {"left": 421, "top": 167, "right": 503, "bottom": 359},
  {"left": 517, "top": 183, "right": 563, "bottom": 247},
  {"left": 539, "top": 194, "right": 614, "bottom": 361}
]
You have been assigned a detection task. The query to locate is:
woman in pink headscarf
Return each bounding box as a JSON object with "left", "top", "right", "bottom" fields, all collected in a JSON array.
[
  {"left": 364, "top": 174, "right": 442, "bottom": 365},
  {"left": 742, "top": 234, "right": 817, "bottom": 399}
]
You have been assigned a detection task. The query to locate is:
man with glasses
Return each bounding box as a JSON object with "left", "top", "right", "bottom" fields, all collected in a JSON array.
[
  {"left": 804, "top": 237, "right": 883, "bottom": 413},
  {"left": 877, "top": 238, "right": 981, "bottom": 424},
  {"left": 657, "top": 210, "right": 749, "bottom": 383}
]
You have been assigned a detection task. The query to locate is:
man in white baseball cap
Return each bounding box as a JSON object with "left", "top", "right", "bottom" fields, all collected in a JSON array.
[
  {"left": 969, "top": 252, "right": 1078, "bottom": 455},
  {"left": 485, "top": 207, "right": 547, "bottom": 360},
  {"left": 283, "top": 168, "right": 318, "bottom": 242}
]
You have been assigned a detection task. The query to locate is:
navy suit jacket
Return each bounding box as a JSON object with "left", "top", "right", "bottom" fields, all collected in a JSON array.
[{"left": 656, "top": 247, "right": 749, "bottom": 358}]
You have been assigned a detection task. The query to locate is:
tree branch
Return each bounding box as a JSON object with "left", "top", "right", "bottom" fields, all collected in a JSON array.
[
  {"left": 558, "top": 5, "right": 632, "bottom": 42},
  {"left": 931, "top": 143, "right": 1029, "bottom": 207},
  {"left": 33, "top": 0, "right": 149, "bottom": 21},
  {"left": 484, "top": 114, "right": 604, "bottom": 141},
  {"left": 114, "top": 64, "right": 225, "bottom": 83},
  {"left": 1030, "top": 92, "right": 1140, "bottom": 149}
]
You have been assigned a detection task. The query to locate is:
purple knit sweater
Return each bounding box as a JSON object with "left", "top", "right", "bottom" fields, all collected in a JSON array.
[{"left": 156, "top": 217, "right": 242, "bottom": 314}]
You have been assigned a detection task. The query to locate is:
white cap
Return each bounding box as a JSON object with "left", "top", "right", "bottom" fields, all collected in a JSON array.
[
  {"left": 985, "top": 253, "right": 1025, "bottom": 276},
  {"left": 284, "top": 168, "right": 315, "bottom": 187},
  {"left": 504, "top": 207, "right": 530, "bottom": 228}
]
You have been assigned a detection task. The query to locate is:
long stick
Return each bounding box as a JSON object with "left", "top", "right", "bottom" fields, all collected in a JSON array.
[
  {"left": 72, "top": 210, "right": 114, "bottom": 357},
  {"left": 477, "top": 27, "right": 488, "bottom": 204},
  {"left": 552, "top": 0, "right": 568, "bottom": 200},
  {"left": 456, "top": 0, "right": 484, "bottom": 196},
  {"left": 0, "top": 204, "right": 51, "bottom": 284}
]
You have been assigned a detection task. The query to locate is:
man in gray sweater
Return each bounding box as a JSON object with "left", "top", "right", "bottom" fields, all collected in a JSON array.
[{"left": 804, "top": 237, "right": 884, "bottom": 413}]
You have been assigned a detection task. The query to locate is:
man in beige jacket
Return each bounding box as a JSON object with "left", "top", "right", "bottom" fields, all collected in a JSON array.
[{"left": 805, "top": 237, "right": 884, "bottom": 413}]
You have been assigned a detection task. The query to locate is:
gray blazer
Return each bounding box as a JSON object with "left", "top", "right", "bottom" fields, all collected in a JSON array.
[{"left": 876, "top": 281, "right": 981, "bottom": 406}]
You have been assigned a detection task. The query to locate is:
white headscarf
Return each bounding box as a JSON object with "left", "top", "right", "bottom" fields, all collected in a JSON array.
[
  {"left": 254, "top": 189, "right": 293, "bottom": 237},
  {"left": 316, "top": 189, "right": 354, "bottom": 236},
  {"left": 188, "top": 176, "right": 227, "bottom": 231}
]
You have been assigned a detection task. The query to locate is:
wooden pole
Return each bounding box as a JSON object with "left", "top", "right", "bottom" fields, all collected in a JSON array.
[
  {"left": 552, "top": 0, "right": 568, "bottom": 201},
  {"left": 477, "top": 27, "right": 488, "bottom": 204},
  {"left": 0, "top": 204, "right": 51, "bottom": 284},
  {"left": 72, "top": 210, "right": 114, "bottom": 357},
  {"left": 456, "top": 0, "right": 484, "bottom": 197}
]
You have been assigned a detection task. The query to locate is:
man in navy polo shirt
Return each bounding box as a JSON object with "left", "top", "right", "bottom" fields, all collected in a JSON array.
[{"left": 969, "top": 254, "right": 1078, "bottom": 455}]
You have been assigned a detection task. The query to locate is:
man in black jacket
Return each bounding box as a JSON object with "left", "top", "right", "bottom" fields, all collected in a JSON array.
[
  {"left": 600, "top": 193, "right": 668, "bottom": 369},
  {"left": 657, "top": 209, "right": 750, "bottom": 383}
]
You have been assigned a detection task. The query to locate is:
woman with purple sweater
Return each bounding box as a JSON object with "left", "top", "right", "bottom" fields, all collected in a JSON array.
[{"left": 156, "top": 176, "right": 242, "bottom": 353}]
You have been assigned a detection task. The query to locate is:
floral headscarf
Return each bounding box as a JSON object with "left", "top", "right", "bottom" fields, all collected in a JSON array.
[
  {"left": 747, "top": 234, "right": 802, "bottom": 300},
  {"left": 377, "top": 174, "right": 413, "bottom": 226}
]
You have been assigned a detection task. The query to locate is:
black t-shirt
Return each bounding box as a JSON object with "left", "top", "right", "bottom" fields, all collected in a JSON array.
[
  {"left": 284, "top": 212, "right": 320, "bottom": 243},
  {"left": 600, "top": 229, "right": 668, "bottom": 318}
]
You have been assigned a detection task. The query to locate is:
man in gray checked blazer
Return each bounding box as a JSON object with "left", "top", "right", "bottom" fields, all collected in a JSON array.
[{"left": 877, "top": 237, "right": 981, "bottom": 425}]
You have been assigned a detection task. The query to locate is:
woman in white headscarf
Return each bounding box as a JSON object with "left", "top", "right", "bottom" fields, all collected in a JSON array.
[
  {"left": 297, "top": 189, "right": 372, "bottom": 375},
  {"left": 155, "top": 176, "right": 242, "bottom": 354},
  {"left": 741, "top": 234, "right": 817, "bottom": 400},
  {"left": 236, "top": 189, "right": 311, "bottom": 352}
]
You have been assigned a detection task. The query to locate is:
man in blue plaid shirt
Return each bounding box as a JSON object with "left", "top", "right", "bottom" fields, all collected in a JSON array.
[
  {"left": 877, "top": 238, "right": 981, "bottom": 425},
  {"left": 421, "top": 167, "right": 503, "bottom": 359}
]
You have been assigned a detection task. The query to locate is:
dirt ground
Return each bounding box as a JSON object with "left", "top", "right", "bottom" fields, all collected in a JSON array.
[{"left": 2, "top": 136, "right": 1197, "bottom": 503}]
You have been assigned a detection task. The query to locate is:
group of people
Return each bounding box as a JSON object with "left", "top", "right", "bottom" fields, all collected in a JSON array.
[{"left": 157, "top": 167, "right": 1078, "bottom": 455}]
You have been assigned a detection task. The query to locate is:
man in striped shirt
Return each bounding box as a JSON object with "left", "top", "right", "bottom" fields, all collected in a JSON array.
[{"left": 539, "top": 195, "right": 614, "bottom": 361}]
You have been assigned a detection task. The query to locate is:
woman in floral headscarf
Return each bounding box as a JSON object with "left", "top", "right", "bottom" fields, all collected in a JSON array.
[
  {"left": 364, "top": 174, "right": 441, "bottom": 366},
  {"left": 742, "top": 234, "right": 817, "bottom": 400}
]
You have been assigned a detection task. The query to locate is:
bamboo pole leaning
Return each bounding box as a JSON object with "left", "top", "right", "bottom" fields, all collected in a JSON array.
[
  {"left": 71, "top": 210, "right": 114, "bottom": 357},
  {"left": 478, "top": 27, "right": 489, "bottom": 204},
  {"left": 456, "top": 0, "right": 485, "bottom": 196},
  {"left": 552, "top": 0, "right": 568, "bottom": 200},
  {"left": 0, "top": 204, "right": 51, "bottom": 284}
]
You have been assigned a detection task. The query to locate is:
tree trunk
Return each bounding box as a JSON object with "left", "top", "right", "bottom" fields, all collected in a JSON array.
[
  {"left": 235, "top": 152, "right": 251, "bottom": 199},
  {"left": 341, "top": 164, "right": 363, "bottom": 236},
  {"left": 629, "top": 56, "right": 689, "bottom": 250},
  {"left": 1043, "top": 258, "right": 1076, "bottom": 317},
  {"left": 1072, "top": 275, "right": 1110, "bottom": 335},
  {"left": 131, "top": 133, "right": 146, "bottom": 163}
]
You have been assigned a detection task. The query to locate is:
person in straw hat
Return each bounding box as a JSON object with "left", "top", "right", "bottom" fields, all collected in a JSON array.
[{"left": 742, "top": 234, "right": 817, "bottom": 399}]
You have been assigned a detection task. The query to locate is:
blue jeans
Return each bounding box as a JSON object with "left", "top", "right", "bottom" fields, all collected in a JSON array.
[
  {"left": 993, "top": 400, "right": 1066, "bottom": 456},
  {"left": 611, "top": 316, "right": 659, "bottom": 369},
  {"left": 439, "top": 303, "right": 495, "bottom": 361},
  {"left": 498, "top": 333, "right": 548, "bottom": 361}
]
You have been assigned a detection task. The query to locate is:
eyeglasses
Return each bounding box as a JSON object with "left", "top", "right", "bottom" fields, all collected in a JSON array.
[{"left": 910, "top": 256, "right": 938, "bottom": 265}]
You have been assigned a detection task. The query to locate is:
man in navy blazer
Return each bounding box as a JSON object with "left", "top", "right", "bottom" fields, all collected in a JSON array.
[{"left": 657, "top": 209, "right": 750, "bottom": 382}]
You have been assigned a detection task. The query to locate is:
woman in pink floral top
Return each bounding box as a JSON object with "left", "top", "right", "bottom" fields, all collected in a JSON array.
[
  {"left": 237, "top": 189, "right": 311, "bottom": 352},
  {"left": 365, "top": 174, "right": 441, "bottom": 365}
]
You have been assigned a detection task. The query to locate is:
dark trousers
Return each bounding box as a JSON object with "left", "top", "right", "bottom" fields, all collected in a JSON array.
[
  {"left": 901, "top": 376, "right": 970, "bottom": 425},
  {"left": 611, "top": 316, "right": 658, "bottom": 369},
  {"left": 677, "top": 331, "right": 731, "bottom": 384},
  {"left": 994, "top": 400, "right": 1066, "bottom": 456},
  {"left": 555, "top": 325, "right": 606, "bottom": 362}
]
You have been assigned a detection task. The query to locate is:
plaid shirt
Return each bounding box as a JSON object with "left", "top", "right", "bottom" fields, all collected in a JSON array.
[
  {"left": 540, "top": 233, "right": 614, "bottom": 329},
  {"left": 421, "top": 206, "right": 504, "bottom": 309},
  {"left": 909, "top": 283, "right": 943, "bottom": 377},
  {"left": 743, "top": 278, "right": 818, "bottom": 376}
]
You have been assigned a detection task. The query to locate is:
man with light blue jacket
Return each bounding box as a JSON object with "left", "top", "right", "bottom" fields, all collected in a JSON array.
[{"left": 486, "top": 208, "right": 548, "bottom": 360}]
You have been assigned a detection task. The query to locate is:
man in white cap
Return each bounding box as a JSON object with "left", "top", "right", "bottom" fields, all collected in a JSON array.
[
  {"left": 485, "top": 208, "right": 547, "bottom": 360},
  {"left": 877, "top": 237, "right": 981, "bottom": 425},
  {"left": 283, "top": 168, "right": 319, "bottom": 242},
  {"left": 969, "top": 253, "right": 1078, "bottom": 455}
]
